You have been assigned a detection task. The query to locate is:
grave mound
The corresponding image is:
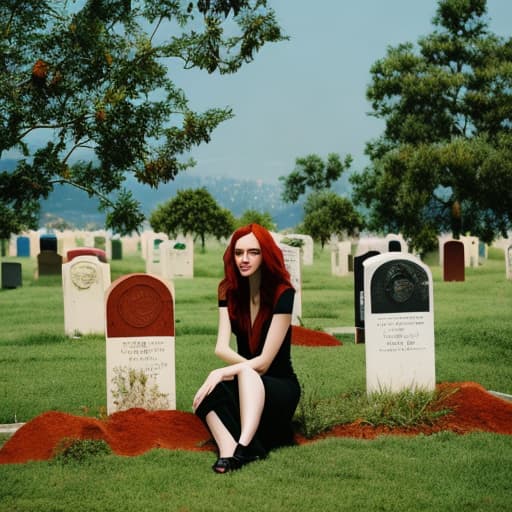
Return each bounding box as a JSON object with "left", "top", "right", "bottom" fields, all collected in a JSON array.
[{"left": 1, "top": 382, "right": 510, "bottom": 465}]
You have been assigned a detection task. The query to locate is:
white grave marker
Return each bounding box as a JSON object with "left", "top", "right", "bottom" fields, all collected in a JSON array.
[
  {"left": 363, "top": 253, "right": 435, "bottom": 393},
  {"left": 279, "top": 243, "right": 302, "bottom": 325},
  {"left": 105, "top": 273, "right": 176, "bottom": 414},
  {"left": 62, "top": 255, "right": 111, "bottom": 336}
]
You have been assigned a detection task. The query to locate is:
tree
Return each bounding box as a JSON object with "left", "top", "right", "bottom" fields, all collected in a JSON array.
[
  {"left": 0, "top": 1, "right": 285, "bottom": 237},
  {"left": 350, "top": 0, "right": 512, "bottom": 254},
  {"left": 149, "top": 188, "right": 235, "bottom": 249},
  {"left": 302, "top": 191, "right": 363, "bottom": 248},
  {"left": 280, "top": 153, "right": 353, "bottom": 203},
  {"left": 237, "top": 209, "right": 276, "bottom": 231}
]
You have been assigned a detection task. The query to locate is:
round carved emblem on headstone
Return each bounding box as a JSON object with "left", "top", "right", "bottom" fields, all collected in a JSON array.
[
  {"left": 106, "top": 274, "right": 174, "bottom": 337},
  {"left": 118, "top": 285, "right": 163, "bottom": 328},
  {"left": 70, "top": 262, "right": 98, "bottom": 290},
  {"left": 371, "top": 259, "right": 429, "bottom": 314},
  {"left": 384, "top": 265, "right": 416, "bottom": 303}
]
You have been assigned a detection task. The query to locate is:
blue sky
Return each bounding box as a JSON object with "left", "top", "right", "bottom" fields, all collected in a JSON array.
[{"left": 173, "top": 0, "right": 512, "bottom": 184}]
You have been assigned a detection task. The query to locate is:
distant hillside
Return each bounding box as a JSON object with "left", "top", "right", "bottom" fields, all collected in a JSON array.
[
  {"left": 3, "top": 158, "right": 352, "bottom": 231},
  {"left": 38, "top": 173, "right": 305, "bottom": 231}
]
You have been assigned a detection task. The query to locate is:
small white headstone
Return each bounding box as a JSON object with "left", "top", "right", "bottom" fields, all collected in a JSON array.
[
  {"left": 363, "top": 253, "right": 435, "bottom": 393},
  {"left": 62, "top": 255, "right": 111, "bottom": 336},
  {"left": 506, "top": 245, "right": 512, "bottom": 280},
  {"left": 279, "top": 244, "right": 302, "bottom": 325},
  {"left": 460, "top": 235, "right": 479, "bottom": 268},
  {"left": 331, "top": 241, "right": 352, "bottom": 276},
  {"left": 284, "top": 234, "right": 314, "bottom": 265},
  {"left": 164, "top": 236, "right": 194, "bottom": 278}
]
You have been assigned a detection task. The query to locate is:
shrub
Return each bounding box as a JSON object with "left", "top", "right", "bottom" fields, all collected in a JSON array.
[{"left": 52, "top": 438, "right": 112, "bottom": 464}]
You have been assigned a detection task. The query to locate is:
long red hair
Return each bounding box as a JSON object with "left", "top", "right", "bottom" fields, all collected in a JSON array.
[{"left": 219, "top": 224, "right": 293, "bottom": 354}]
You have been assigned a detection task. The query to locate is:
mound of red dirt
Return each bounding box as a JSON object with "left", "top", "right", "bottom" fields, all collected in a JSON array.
[
  {"left": 0, "top": 382, "right": 510, "bottom": 465},
  {"left": 291, "top": 325, "right": 342, "bottom": 346}
]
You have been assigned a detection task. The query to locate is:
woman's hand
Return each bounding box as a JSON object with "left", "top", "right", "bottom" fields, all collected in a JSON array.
[{"left": 192, "top": 368, "right": 229, "bottom": 411}]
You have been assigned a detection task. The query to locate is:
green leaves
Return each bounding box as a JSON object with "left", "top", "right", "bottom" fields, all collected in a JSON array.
[
  {"left": 303, "top": 190, "right": 363, "bottom": 248},
  {"left": 352, "top": 0, "right": 512, "bottom": 253},
  {"left": 280, "top": 153, "right": 353, "bottom": 204},
  {"left": 1, "top": 0, "right": 284, "bottom": 235}
]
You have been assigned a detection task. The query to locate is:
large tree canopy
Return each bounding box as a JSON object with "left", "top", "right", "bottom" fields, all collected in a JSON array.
[
  {"left": 0, "top": 0, "right": 285, "bottom": 238},
  {"left": 350, "top": 0, "right": 512, "bottom": 253}
]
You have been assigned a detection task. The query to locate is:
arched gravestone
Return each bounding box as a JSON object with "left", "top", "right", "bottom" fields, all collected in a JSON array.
[
  {"left": 353, "top": 251, "right": 380, "bottom": 343},
  {"left": 363, "top": 253, "right": 435, "bottom": 394},
  {"left": 105, "top": 273, "right": 175, "bottom": 414},
  {"left": 62, "top": 255, "right": 111, "bottom": 336},
  {"left": 443, "top": 240, "right": 465, "bottom": 281}
]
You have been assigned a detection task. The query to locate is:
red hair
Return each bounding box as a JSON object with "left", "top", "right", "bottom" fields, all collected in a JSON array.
[{"left": 219, "top": 224, "right": 293, "bottom": 354}]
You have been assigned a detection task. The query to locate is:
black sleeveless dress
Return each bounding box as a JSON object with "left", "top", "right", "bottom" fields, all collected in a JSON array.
[{"left": 195, "top": 287, "right": 301, "bottom": 452}]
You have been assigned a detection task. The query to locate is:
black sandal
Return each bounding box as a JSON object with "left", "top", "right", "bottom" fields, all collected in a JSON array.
[
  {"left": 212, "top": 444, "right": 267, "bottom": 474},
  {"left": 232, "top": 443, "right": 265, "bottom": 468},
  {"left": 212, "top": 457, "right": 233, "bottom": 473}
]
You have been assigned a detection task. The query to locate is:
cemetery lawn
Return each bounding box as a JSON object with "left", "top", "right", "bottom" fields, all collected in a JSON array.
[{"left": 1, "top": 243, "right": 511, "bottom": 512}]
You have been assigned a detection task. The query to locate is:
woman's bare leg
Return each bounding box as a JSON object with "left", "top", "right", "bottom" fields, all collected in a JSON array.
[
  {"left": 237, "top": 366, "right": 265, "bottom": 447},
  {"left": 205, "top": 411, "right": 237, "bottom": 457}
]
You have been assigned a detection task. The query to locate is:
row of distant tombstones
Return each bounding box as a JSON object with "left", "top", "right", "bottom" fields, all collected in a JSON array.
[{"left": 1, "top": 231, "right": 511, "bottom": 414}]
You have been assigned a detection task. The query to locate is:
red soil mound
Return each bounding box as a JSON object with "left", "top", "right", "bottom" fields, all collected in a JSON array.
[
  {"left": 298, "top": 382, "right": 512, "bottom": 443},
  {"left": 291, "top": 325, "right": 342, "bottom": 346},
  {"left": 1, "top": 382, "right": 510, "bottom": 465}
]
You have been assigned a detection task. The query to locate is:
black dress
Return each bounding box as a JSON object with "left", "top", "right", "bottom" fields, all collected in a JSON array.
[{"left": 195, "top": 287, "right": 301, "bottom": 453}]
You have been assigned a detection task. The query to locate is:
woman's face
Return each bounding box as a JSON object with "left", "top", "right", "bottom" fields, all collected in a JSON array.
[{"left": 234, "top": 232, "right": 263, "bottom": 277}]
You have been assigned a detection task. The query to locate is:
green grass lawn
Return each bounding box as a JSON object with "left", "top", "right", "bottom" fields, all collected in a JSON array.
[{"left": 0, "top": 242, "right": 511, "bottom": 512}]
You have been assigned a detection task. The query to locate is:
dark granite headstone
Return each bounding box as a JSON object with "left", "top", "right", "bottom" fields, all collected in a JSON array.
[
  {"left": 40, "top": 234, "right": 57, "bottom": 252},
  {"left": 388, "top": 240, "right": 402, "bottom": 252},
  {"left": 353, "top": 250, "right": 380, "bottom": 343},
  {"left": 1, "top": 262, "right": 22, "bottom": 289}
]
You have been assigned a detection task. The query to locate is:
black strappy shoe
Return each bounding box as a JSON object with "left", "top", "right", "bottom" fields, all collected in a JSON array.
[
  {"left": 212, "top": 457, "right": 234, "bottom": 473},
  {"left": 232, "top": 443, "right": 263, "bottom": 467}
]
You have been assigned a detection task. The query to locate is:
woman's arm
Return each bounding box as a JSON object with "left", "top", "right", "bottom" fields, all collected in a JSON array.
[
  {"left": 193, "top": 312, "right": 291, "bottom": 411},
  {"left": 214, "top": 307, "right": 246, "bottom": 365},
  {"left": 212, "top": 312, "right": 291, "bottom": 379}
]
